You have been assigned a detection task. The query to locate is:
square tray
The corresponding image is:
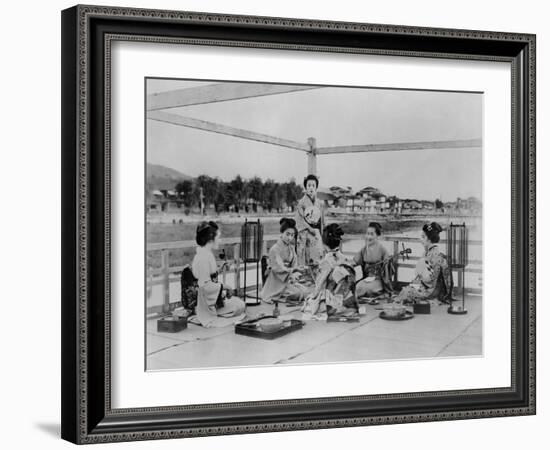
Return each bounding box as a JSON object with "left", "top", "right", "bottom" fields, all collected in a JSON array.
[
  {"left": 235, "top": 318, "right": 304, "bottom": 340},
  {"left": 157, "top": 316, "right": 187, "bottom": 333}
]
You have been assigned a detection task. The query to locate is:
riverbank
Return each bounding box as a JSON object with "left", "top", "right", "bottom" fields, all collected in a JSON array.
[
  {"left": 147, "top": 216, "right": 432, "bottom": 244},
  {"left": 147, "top": 216, "right": 426, "bottom": 269},
  {"left": 147, "top": 214, "right": 481, "bottom": 270}
]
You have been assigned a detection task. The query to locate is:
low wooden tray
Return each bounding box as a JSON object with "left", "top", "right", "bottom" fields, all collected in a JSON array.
[{"left": 235, "top": 317, "right": 304, "bottom": 339}]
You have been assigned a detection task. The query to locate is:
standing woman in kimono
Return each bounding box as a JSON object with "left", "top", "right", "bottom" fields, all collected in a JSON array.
[
  {"left": 261, "top": 218, "right": 310, "bottom": 304},
  {"left": 191, "top": 221, "right": 245, "bottom": 328},
  {"left": 353, "top": 222, "right": 391, "bottom": 298},
  {"left": 295, "top": 174, "right": 325, "bottom": 266},
  {"left": 394, "top": 222, "right": 453, "bottom": 304}
]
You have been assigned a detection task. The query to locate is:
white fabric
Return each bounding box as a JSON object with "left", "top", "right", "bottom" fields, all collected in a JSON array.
[{"left": 191, "top": 245, "right": 217, "bottom": 286}]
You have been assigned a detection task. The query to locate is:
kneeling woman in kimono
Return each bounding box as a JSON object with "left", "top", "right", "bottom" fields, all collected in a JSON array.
[
  {"left": 261, "top": 218, "right": 310, "bottom": 304},
  {"left": 191, "top": 221, "right": 246, "bottom": 328},
  {"left": 394, "top": 222, "right": 453, "bottom": 304},
  {"left": 302, "top": 223, "right": 360, "bottom": 320},
  {"left": 353, "top": 222, "right": 393, "bottom": 298}
]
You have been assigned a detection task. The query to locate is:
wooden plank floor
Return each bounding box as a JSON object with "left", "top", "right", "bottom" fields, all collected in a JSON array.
[{"left": 146, "top": 296, "right": 482, "bottom": 371}]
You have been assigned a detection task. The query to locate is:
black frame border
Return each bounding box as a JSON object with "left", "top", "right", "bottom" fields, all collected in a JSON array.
[{"left": 61, "top": 4, "right": 536, "bottom": 444}]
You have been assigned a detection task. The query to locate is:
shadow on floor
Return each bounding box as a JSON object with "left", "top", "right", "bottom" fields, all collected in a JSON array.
[{"left": 35, "top": 422, "right": 60, "bottom": 438}]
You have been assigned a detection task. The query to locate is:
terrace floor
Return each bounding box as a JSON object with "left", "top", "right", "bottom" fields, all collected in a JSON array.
[{"left": 146, "top": 294, "right": 482, "bottom": 371}]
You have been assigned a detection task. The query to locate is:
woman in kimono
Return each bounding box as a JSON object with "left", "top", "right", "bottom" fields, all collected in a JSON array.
[
  {"left": 353, "top": 222, "right": 392, "bottom": 298},
  {"left": 261, "top": 218, "right": 310, "bottom": 304},
  {"left": 191, "top": 221, "right": 245, "bottom": 328},
  {"left": 302, "top": 223, "right": 359, "bottom": 320},
  {"left": 295, "top": 174, "right": 325, "bottom": 266},
  {"left": 394, "top": 222, "right": 453, "bottom": 304}
]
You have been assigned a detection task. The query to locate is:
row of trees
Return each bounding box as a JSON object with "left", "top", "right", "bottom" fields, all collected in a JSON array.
[{"left": 175, "top": 175, "right": 304, "bottom": 213}]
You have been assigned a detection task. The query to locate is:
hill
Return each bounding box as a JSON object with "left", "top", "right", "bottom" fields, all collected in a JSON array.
[{"left": 147, "top": 163, "right": 193, "bottom": 190}]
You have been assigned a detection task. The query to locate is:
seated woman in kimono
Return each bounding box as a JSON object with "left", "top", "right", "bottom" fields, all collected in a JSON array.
[
  {"left": 261, "top": 218, "right": 310, "bottom": 304},
  {"left": 353, "top": 222, "right": 393, "bottom": 299},
  {"left": 302, "top": 223, "right": 360, "bottom": 320},
  {"left": 191, "top": 221, "right": 245, "bottom": 328},
  {"left": 394, "top": 222, "right": 453, "bottom": 304}
]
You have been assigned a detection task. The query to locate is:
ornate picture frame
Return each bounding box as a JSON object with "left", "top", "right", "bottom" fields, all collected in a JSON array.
[{"left": 61, "top": 5, "right": 535, "bottom": 444}]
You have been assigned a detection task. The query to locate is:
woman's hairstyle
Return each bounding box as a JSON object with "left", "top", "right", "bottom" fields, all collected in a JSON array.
[
  {"left": 196, "top": 221, "right": 219, "bottom": 246},
  {"left": 279, "top": 217, "right": 296, "bottom": 233},
  {"left": 422, "top": 221, "right": 443, "bottom": 243},
  {"left": 367, "top": 221, "right": 382, "bottom": 236},
  {"left": 323, "top": 223, "right": 345, "bottom": 250},
  {"left": 303, "top": 174, "right": 319, "bottom": 189}
]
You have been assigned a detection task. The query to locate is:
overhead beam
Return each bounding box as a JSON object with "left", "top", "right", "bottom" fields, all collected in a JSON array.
[
  {"left": 147, "top": 110, "right": 310, "bottom": 152},
  {"left": 147, "top": 83, "right": 320, "bottom": 111},
  {"left": 316, "top": 138, "right": 482, "bottom": 155}
]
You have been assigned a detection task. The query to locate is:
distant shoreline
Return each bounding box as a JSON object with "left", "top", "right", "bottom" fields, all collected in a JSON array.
[
  {"left": 147, "top": 212, "right": 481, "bottom": 244},
  {"left": 147, "top": 211, "right": 481, "bottom": 225}
]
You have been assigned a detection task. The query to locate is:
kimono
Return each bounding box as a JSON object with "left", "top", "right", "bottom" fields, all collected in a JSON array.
[
  {"left": 295, "top": 193, "right": 325, "bottom": 266},
  {"left": 353, "top": 241, "right": 390, "bottom": 297},
  {"left": 261, "top": 239, "right": 311, "bottom": 304},
  {"left": 302, "top": 249, "right": 359, "bottom": 320},
  {"left": 191, "top": 245, "right": 245, "bottom": 328},
  {"left": 394, "top": 244, "right": 453, "bottom": 304},
  {"left": 180, "top": 265, "right": 198, "bottom": 312}
]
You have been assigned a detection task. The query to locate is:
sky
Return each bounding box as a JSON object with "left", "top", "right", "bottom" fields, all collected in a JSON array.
[{"left": 146, "top": 79, "right": 483, "bottom": 202}]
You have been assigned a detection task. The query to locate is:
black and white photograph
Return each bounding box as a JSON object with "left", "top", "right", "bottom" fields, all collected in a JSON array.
[
  {"left": 145, "top": 78, "right": 483, "bottom": 371},
  {"left": 1, "top": 0, "right": 544, "bottom": 447}
]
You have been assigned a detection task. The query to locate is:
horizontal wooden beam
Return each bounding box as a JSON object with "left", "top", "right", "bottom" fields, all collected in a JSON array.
[
  {"left": 147, "top": 83, "right": 320, "bottom": 111},
  {"left": 316, "top": 138, "right": 482, "bottom": 155},
  {"left": 147, "top": 111, "right": 310, "bottom": 152}
]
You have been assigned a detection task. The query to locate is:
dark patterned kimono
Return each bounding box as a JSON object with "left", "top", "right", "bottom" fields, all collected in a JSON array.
[
  {"left": 395, "top": 244, "right": 453, "bottom": 303},
  {"left": 302, "top": 249, "right": 359, "bottom": 320}
]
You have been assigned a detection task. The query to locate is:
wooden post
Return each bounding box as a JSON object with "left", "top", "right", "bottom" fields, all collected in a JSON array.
[
  {"left": 161, "top": 249, "right": 170, "bottom": 313},
  {"left": 233, "top": 243, "right": 241, "bottom": 296},
  {"left": 393, "top": 240, "right": 399, "bottom": 285},
  {"left": 307, "top": 137, "right": 317, "bottom": 175}
]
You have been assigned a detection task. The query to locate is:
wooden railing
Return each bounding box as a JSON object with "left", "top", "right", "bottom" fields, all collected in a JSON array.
[{"left": 146, "top": 234, "right": 482, "bottom": 315}]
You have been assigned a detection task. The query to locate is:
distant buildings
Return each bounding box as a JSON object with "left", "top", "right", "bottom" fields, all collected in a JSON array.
[
  {"left": 146, "top": 187, "right": 185, "bottom": 213},
  {"left": 324, "top": 185, "right": 481, "bottom": 215},
  {"left": 146, "top": 178, "right": 482, "bottom": 217},
  {"left": 324, "top": 185, "right": 391, "bottom": 214}
]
